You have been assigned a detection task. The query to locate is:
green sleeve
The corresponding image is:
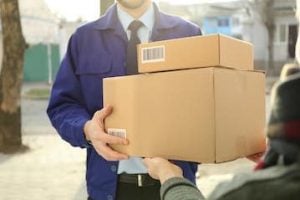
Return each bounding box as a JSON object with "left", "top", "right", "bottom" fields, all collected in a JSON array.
[{"left": 160, "top": 177, "right": 205, "bottom": 200}]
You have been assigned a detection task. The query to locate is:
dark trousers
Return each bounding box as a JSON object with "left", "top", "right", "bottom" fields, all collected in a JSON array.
[
  {"left": 115, "top": 181, "right": 161, "bottom": 200},
  {"left": 88, "top": 174, "right": 161, "bottom": 200}
]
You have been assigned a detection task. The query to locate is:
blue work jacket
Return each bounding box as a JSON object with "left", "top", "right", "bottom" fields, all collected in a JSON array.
[{"left": 47, "top": 3, "right": 202, "bottom": 200}]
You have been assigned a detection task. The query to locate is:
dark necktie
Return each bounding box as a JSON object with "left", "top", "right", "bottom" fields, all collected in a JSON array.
[{"left": 126, "top": 20, "right": 143, "bottom": 75}]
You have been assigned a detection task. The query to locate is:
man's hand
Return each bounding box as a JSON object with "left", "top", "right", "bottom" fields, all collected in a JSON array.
[
  {"left": 84, "top": 105, "right": 129, "bottom": 161},
  {"left": 143, "top": 157, "right": 183, "bottom": 184}
]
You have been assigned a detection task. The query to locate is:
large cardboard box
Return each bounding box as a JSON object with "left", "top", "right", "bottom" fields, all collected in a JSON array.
[
  {"left": 103, "top": 67, "right": 266, "bottom": 163},
  {"left": 138, "top": 34, "right": 253, "bottom": 73}
]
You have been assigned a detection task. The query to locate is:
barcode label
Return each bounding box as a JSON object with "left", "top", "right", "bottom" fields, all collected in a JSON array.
[
  {"left": 141, "top": 45, "right": 165, "bottom": 63},
  {"left": 107, "top": 128, "right": 127, "bottom": 139}
]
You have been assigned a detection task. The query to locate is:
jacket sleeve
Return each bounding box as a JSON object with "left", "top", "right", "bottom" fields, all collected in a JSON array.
[
  {"left": 47, "top": 33, "right": 91, "bottom": 148},
  {"left": 161, "top": 177, "right": 205, "bottom": 200}
]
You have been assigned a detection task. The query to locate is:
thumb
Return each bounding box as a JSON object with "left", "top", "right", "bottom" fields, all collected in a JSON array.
[{"left": 97, "top": 105, "right": 113, "bottom": 123}]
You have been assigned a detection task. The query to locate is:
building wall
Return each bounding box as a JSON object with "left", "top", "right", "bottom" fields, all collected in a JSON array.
[
  {"left": 248, "top": 11, "right": 269, "bottom": 66},
  {"left": 24, "top": 44, "right": 60, "bottom": 82},
  {"left": 296, "top": 0, "right": 300, "bottom": 62},
  {"left": 19, "top": 0, "right": 60, "bottom": 44},
  {"left": 273, "top": 16, "right": 298, "bottom": 61},
  {"left": 0, "top": 0, "right": 84, "bottom": 82},
  {"left": 159, "top": 0, "right": 297, "bottom": 73},
  {"left": 203, "top": 16, "right": 232, "bottom": 35}
]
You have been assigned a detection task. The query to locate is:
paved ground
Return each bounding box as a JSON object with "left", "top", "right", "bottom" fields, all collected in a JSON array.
[
  {"left": 0, "top": 98, "right": 87, "bottom": 200},
  {"left": 0, "top": 78, "right": 276, "bottom": 200}
]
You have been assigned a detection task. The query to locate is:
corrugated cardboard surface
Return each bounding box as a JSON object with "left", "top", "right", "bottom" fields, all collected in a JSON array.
[
  {"left": 138, "top": 34, "right": 253, "bottom": 73},
  {"left": 213, "top": 68, "right": 266, "bottom": 162},
  {"left": 103, "top": 67, "right": 266, "bottom": 163},
  {"left": 219, "top": 35, "right": 253, "bottom": 71}
]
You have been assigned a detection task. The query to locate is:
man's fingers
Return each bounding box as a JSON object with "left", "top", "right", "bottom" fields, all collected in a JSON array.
[
  {"left": 89, "top": 129, "right": 128, "bottom": 145},
  {"left": 88, "top": 106, "right": 129, "bottom": 161},
  {"left": 95, "top": 105, "right": 113, "bottom": 123},
  {"left": 99, "top": 132, "right": 129, "bottom": 145},
  {"left": 94, "top": 142, "right": 128, "bottom": 161}
]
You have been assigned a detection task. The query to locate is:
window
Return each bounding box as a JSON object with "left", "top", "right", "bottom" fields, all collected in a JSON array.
[{"left": 218, "top": 18, "right": 229, "bottom": 27}]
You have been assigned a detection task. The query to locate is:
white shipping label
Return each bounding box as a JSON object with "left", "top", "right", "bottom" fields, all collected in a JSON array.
[
  {"left": 141, "top": 45, "right": 165, "bottom": 63},
  {"left": 107, "top": 128, "right": 127, "bottom": 139}
]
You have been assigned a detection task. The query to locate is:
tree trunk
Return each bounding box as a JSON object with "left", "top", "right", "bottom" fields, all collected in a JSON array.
[
  {"left": 267, "top": 23, "right": 275, "bottom": 75},
  {"left": 261, "top": 0, "right": 275, "bottom": 74},
  {"left": 252, "top": 0, "right": 275, "bottom": 74},
  {"left": 0, "top": 0, "right": 26, "bottom": 153}
]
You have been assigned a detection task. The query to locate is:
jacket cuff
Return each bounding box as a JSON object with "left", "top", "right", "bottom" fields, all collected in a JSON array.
[
  {"left": 160, "top": 177, "right": 203, "bottom": 200},
  {"left": 72, "top": 117, "right": 91, "bottom": 148}
]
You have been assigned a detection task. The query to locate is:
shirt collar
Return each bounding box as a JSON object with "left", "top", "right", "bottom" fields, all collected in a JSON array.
[
  {"left": 117, "top": 3, "right": 154, "bottom": 31},
  {"left": 94, "top": 3, "right": 179, "bottom": 32}
]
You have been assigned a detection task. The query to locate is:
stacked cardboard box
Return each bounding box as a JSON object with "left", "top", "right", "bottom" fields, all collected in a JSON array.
[{"left": 103, "top": 34, "right": 266, "bottom": 163}]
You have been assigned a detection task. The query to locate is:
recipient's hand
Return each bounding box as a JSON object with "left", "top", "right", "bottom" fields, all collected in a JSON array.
[
  {"left": 143, "top": 157, "right": 183, "bottom": 184},
  {"left": 246, "top": 152, "right": 265, "bottom": 163},
  {"left": 84, "top": 105, "right": 129, "bottom": 161}
]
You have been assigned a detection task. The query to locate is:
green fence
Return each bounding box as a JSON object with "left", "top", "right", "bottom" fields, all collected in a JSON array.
[{"left": 24, "top": 43, "right": 60, "bottom": 82}]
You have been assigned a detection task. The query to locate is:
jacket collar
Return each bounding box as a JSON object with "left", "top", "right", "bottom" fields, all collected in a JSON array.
[
  {"left": 152, "top": 3, "right": 179, "bottom": 30},
  {"left": 93, "top": 3, "right": 179, "bottom": 34}
]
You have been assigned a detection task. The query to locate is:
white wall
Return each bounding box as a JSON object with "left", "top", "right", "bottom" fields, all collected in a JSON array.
[
  {"left": 296, "top": 0, "right": 300, "bottom": 62},
  {"left": 273, "top": 16, "right": 298, "bottom": 61},
  {"left": 19, "top": 0, "right": 61, "bottom": 44},
  {"left": 243, "top": 10, "right": 269, "bottom": 63}
]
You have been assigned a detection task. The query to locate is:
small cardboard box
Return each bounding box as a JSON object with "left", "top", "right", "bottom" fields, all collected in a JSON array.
[
  {"left": 103, "top": 67, "right": 266, "bottom": 163},
  {"left": 138, "top": 34, "right": 253, "bottom": 73}
]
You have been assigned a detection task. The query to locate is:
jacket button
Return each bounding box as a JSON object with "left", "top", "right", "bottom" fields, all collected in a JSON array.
[
  {"left": 107, "top": 195, "right": 113, "bottom": 200},
  {"left": 111, "top": 165, "right": 117, "bottom": 172}
]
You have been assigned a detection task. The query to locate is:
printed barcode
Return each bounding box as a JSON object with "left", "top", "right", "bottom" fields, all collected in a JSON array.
[
  {"left": 142, "top": 45, "right": 165, "bottom": 63},
  {"left": 107, "top": 128, "right": 127, "bottom": 139}
]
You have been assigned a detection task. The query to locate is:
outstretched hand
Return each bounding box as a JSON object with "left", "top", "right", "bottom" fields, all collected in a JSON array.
[
  {"left": 246, "top": 152, "right": 265, "bottom": 163},
  {"left": 143, "top": 157, "right": 183, "bottom": 184}
]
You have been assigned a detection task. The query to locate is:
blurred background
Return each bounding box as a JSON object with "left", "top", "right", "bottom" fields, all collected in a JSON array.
[{"left": 0, "top": 0, "right": 297, "bottom": 199}]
